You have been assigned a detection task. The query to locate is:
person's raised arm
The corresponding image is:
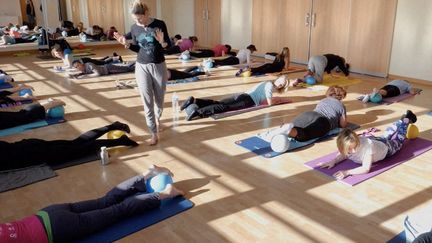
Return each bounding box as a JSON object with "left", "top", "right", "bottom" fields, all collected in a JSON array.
[{"left": 114, "top": 32, "right": 140, "bottom": 53}]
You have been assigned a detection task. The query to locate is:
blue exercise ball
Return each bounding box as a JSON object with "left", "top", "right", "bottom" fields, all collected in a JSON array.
[
  {"left": 204, "top": 60, "right": 213, "bottom": 69},
  {"left": 47, "top": 106, "right": 65, "bottom": 118},
  {"left": 305, "top": 76, "right": 316, "bottom": 85},
  {"left": 0, "top": 77, "right": 5, "bottom": 84},
  {"left": 369, "top": 93, "right": 382, "bottom": 103},
  {"left": 180, "top": 53, "right": 190, "bottom": 61},
  {"left": 146, "top": 173, "right": 173, "bottom": 193},
  {"left": 18, "top": 89, "right": 33, "bottom": 97}
]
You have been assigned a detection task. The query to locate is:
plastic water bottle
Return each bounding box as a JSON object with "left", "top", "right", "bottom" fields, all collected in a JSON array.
[{"left": 172, "top": 92, "right": 179, "bottom": 124}]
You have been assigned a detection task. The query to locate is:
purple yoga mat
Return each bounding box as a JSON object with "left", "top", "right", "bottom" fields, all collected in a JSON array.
[
  {"left": 383, "top": 93, "right": 415, "bottom": 104},
  {"left": 305, "top": 137, "right": 432, "bottom": 186}
]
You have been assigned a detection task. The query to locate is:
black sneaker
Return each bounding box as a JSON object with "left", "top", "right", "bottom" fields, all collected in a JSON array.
[
  {"left": 185, "top": 104, "right": 199, "bottom": 121},
  {"left": 401, "top": 110, "right": 417, "bottom": 123},
  {"left": 180, "top": 96, "right": 194, "bottom": 111}
]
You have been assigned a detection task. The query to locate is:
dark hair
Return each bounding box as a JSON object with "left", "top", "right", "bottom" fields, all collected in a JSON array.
[
  {"left": 224, "top": 44, "right": 232, "bottom": 53},
  {"left": 71, "top": 60, "right": 82, "bottom": 66},
  {"left": 174, "top": 34, "right": 182, "bottom": 40},
  {"left": 247, "top": 44, "right": 257, "bottom": 52},
  {"left": 189, "top": 36, "right": 198, "bottom": 42},
  {"left": 130, "top": 0, "right": 149, "bottom": 15}
]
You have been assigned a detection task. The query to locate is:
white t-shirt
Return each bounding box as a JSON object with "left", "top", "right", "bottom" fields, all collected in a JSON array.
[
  {"left": 347, "top": 137, "right": 388, "bottom": 164},
  {"left": 236, "top": 49, "right": 251, "bottom": 64}
]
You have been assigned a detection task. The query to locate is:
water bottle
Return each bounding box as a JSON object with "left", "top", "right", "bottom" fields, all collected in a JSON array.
[
  {"left": 172, "top": 92, "right": 179, "bottom": 123},
  {"left": 100, "top": 146, "right": 109, "bottom": 165}
]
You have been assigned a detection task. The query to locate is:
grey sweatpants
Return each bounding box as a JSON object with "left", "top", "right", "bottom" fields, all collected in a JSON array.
[
  {"left": 135, "top": 62, "right": 168, "bottom": 134},
  {"left": 308, "top": 55, "right": 328, "bottom": 83}
]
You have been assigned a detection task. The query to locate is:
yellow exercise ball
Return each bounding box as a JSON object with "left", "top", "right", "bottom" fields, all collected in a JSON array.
[
  {"left": 406, "top": 124, "right": 419, "bottom": 140},
  {"left": 241, "top": 70, "right": 252, "bottom": 77},
  {"left": 107, "top": 130, "right": 126, "bottom": 139}
]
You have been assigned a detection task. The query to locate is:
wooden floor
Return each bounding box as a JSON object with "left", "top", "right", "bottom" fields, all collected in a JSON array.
[{"left": 1, "top": 46, "right": 432, "bottom": 243}]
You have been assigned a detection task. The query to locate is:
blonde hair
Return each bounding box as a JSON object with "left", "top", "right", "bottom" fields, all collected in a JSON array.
[
  {"left": 273, "top": 75, "right": 290, "bottom": 94},
  {"left": 336, "top": 129, "right": 359, "bottom": 156},
  {"left": 326, "top": 85, "right": 347, "bottom": 100},
  {"left": 276, "top": 47, "right": 290, "bottom": 62},
  {"left": 130, "top": 0, "right": 149, "bottom": 15}
]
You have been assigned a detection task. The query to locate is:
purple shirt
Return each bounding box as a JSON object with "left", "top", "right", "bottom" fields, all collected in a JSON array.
[{"left": 178, "top": 39, "right": 194, "bottom": 52}]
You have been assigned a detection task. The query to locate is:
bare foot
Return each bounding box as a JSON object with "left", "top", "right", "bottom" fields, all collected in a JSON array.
[
  {"left": 159, "top": 184, "right": 184, "bottom": 200},
  {"left": 148, "top": 164, "right": 174, "bottom": 177},
  {"left": 147, "top": 134, "right": 158, "bottom": 146},
  {"left": 156, "top": 120, "right": 164, "bottom": 132}
]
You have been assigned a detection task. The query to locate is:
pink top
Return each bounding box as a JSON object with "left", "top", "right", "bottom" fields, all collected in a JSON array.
[
  {"left": 0, "top": 215, "right": 48, "bottom": 243},
  {"left": 212, "top": 44, "right": 228, "bottom": 57},
  {"left": 178, "top": 38, "right": 194, "bottom": 52}
]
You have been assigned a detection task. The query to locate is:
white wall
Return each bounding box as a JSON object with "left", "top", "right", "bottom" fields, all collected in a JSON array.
[
  {"left": 221, "top": 0, "right": 252, "bottom": 49},
  {"left": 389, "top": 0, "right": 432, "bottom": 82},
  {"left": 160, "top": 0, "right": 194, "bottom": 37}
]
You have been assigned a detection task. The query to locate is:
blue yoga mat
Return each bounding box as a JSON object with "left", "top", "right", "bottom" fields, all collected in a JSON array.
[
  {"left": 167, "top": 76, "right": 200, "bottom": 85},
  {"left": 0, "top": 82, "right": 13, "bottom": 89},
  {"left": 0, "top": 118, "right": 66, "bottom": 137},
  {"left": 76, "top": 196, "right": 194, "bottom": 243},
  {"left": 387, "top": 231, "right": 405, "bottom": 243},
  {"left": 235, "top": 123, "right": 360, "bottom": 158}
]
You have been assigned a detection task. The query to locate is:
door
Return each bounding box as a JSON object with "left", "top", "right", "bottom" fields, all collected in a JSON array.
[
  {"left": 194, "top": 0, "right": 221, "bottom": 47},
  {"left": 71, "top": 0, "right": 80, "bottom": 25},
  {"left": 87, "top": 0, "right": 125, "bottom": 34},
  {"left": 309, "top": 0, "right": 351, "bottom": 58}
]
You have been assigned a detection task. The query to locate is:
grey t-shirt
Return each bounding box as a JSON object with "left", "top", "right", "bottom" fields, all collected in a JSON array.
[{"left": 314, "top": 97, "right": 346, "bottom": 130}]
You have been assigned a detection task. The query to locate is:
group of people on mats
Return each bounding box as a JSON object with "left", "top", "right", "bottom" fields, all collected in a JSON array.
[{"left": 0, "top": 0, "right": 426, "bottom": 242}]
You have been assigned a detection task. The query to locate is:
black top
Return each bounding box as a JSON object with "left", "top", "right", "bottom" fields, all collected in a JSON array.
[
  {"left": 128, "top": 18, "right": 171, "bottom": 64},
  {"left": 0, "top": 90, "right": 15, "bottom": 105},
  {"left": 324, "top": 54, "right": 349, "bottom": 76}
]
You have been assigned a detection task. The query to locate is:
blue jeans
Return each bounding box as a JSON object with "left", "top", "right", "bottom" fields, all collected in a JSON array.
[{"left": 41, "top": 175, "right": 160, "bottom": 242}]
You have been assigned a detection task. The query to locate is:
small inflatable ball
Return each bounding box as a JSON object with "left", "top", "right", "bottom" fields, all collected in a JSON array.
[
  {"left": 204, "top": 60, "right": 213, "bottom": 69},
  {"left": 305, "top": 75, "right": 316, "bottom": 85},
  {"left": 47, "top": 106, "right": 65, "bottom": 119},
  {"left": 146, "top": 173, "right": 173, "bottom": 193},
  {"left": 0, "top": 77, "right": 5, "bottom": 84},
  {"left": 64, "top": 48, "right": 72, "bottom": 55},
  {"left": 270, "top": 134, "right": 290, "bottom": 153},
  {"left": 241, "top": 70, "right": 252, "bottom": 77},
  {"left": 180, "top": 53, "right": 190, "bottom": 61},
  {"left": 18, "top": 88, "right": 33, "bottom": 97},
  {"left": 107, "top": 130, "right": 126, "bottom": 139},
  {"left": 369, "top": 93, "right": 382, "bottom": 103},
  {"left": 406, "top": 124, "right": 419, "bottom": 140}
]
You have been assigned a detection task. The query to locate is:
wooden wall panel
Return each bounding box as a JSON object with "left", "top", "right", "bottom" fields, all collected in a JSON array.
[
  {"left": 71, "top": 0, "right": 81, "bottom": 25},
  {"left": 252, "top": 0, "right": 283, "bottom": 54},
  {"left": 347, "top": 0, "right": 397, "bottom": 76},
  {"left": 206, "top": 0, "right": 221, "bottom": 47},
  {"left": 194, "top": 0, "right": 207, "bottom": 46},
  {"left": 88, "top": 0, "right": 125, "bottom": 34}
]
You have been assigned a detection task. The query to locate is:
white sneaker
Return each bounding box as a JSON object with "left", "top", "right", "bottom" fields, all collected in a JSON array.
[
  {"left": 362, "top": 94, "right": 370, "bottom": 103},
  {"left": 100, "top": 146, "right": 110, "bottom": 165}
]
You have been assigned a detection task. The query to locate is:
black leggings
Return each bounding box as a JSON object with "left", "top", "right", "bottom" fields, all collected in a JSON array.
[
  {"left": 168, "top": 68, "right": 205, "bottom": 80},
  {"left": 213, "top": 56, "right": 240, "bottom": 67},
  {"left": 190, "top": 49, "right": 215, "bottom": 58},
  {"left": 81, "top": 56, "right": 115, "bottom": 65},
  {"left": 0, "top": 123, "right": 135, "bottom": 171},
  {"left": 194, "top": 93, "right": 255, "bottom": 117},
  {"left": 413, "top": 232, "right": 432, "bottom": 243},
  {"left": 380, "top": 84, "right": 400, "bottom": 98},
  {"left": 292, "top": 111, "right": 331, "bottom": 142},
  {"left": 41, "top": 175, "right": 160, "bottom": 242},
  {"left": 0, "top": 103, "right": 46, "bottom": 130},
  {"left": 251, "top": 60, "right": 284, "bottom": 75},
  {"left": 164, "top": 45, "right": 181, "bottom": 55}
]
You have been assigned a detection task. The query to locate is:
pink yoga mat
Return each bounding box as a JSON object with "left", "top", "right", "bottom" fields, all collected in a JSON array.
[
  {"left": 383, "top": 93, "right": 415, "bottom": 104},
  {"left": 305, "top": 138, "right": 432, "bottom": 186}
]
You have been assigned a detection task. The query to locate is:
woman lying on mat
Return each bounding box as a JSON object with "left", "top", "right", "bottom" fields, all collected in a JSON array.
[
  {"left": 189, "top": 43, "right": 235, "bottom": 58},
  {"left": 0, "top": 122, "right": 138, "bottom": 172},
  {"left": 0, "top": 98, "right": 65, "bottom": 129},
  {"left": 51, "top": 44, "right": 123, "bottom": 69},
  {"left": 69, "top": 60, "right": 135, "bottom": 79},
  {"left": 209, "top": 44, "right": 257, "bottom": 67},
  {"left": 181, "top": 75, "right": 290, "bottom": 121},
  {"left": 164, "top": 36, "right": 198, "bottom": 55},
  {"left": 236, "top": 47, "right": 290, "bottom": 77},
  {"left": 361, "top": 79, "right": 422, "bottom": 103},
  {"left": 0, "top": 165, "right": 184, "bottom": 243},
  {"left": 319, "top": 110, "right": 417, "bottom": 180},
  {"left": 262, "top": 86, "right": 348, "bottom": 152},
  {"left": 0, "top": 84, "right": 37, "bottom": 106},
  {"left": 292, "top": 54, "right": 350, "bottom": 86}
]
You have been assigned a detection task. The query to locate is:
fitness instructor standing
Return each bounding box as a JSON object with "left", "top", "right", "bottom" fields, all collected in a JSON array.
[{"left": 114, "top": 0, "right": 171, "bottom": 145}]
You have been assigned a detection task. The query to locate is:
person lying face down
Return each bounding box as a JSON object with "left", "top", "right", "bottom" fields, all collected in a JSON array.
[
  {"left": 181, "top": 75, "right": 290, "bottom": 121},
  {"left": 0, "top": 164, "right": 184, "bottom": 243},
  {"left": 70, "top": 60, "right": 135, "bottom": 79}
]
